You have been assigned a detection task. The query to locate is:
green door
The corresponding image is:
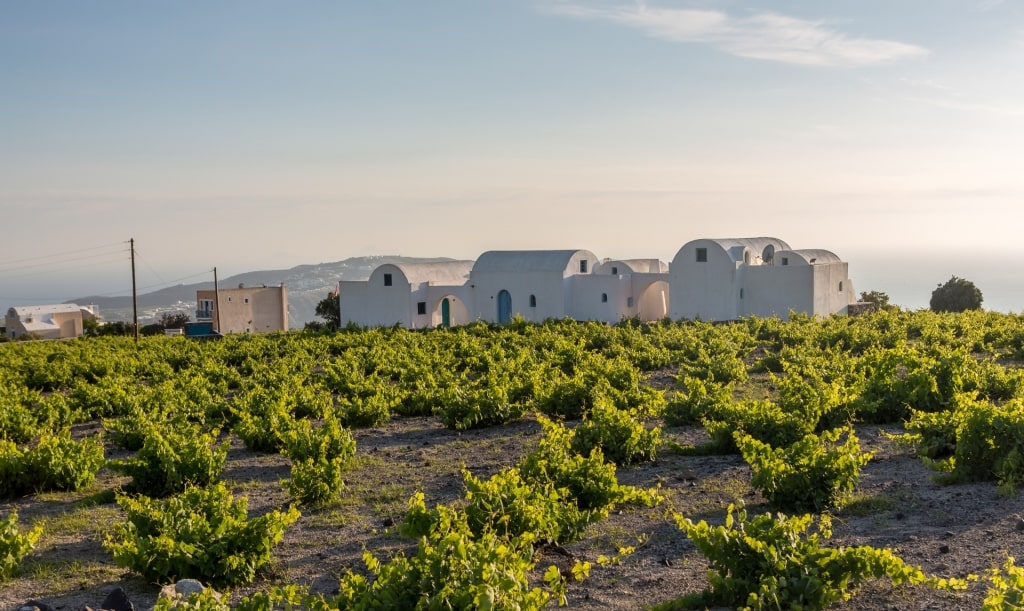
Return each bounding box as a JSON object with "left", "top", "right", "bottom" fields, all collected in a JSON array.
[{"left": 441, "top": 298, "right": 451, "bottom": 328}]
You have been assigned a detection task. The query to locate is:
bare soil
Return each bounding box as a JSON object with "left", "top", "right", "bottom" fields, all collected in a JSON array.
[{"left": 2, "top": 415, "right": 1022, "bottom": 610}]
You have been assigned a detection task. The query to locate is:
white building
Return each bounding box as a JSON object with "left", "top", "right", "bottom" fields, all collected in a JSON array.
[
  {"left": 669, "top": 238, "right": 856, "bottom": 321},
  {"left": 336, "top": 237, "right": 856, "bottom": 328},
  {"left": 4, "top": 304, "right": 98, "bottom": 340},
  {"left": 339, "top": 261, "right": 474, "bottom": 328},
  {"left": 468, "top": 250, "right": 599, "bottom": 324}
]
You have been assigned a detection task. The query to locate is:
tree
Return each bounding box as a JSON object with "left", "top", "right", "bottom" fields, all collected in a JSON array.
[
  {"left": 313, "top": 290, "right": 341, "bottom": 330},
  {"left": 159, "top": 311, "right": 191, "bottom": 329},
  {"left": 859, "top": 290, "right": 894, "bottom": 311},
  {"left": 930, "top": 276, "right": 983, "bottom": 313}
]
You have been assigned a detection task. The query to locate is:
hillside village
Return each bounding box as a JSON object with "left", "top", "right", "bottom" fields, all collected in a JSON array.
[{"left": 3, "top": 237, "right": 866, "bottom": 341}]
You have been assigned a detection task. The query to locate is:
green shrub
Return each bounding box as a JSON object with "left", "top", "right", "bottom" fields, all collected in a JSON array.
[
  {"left": 663, "top": 503, "right": 962, "bottom": 611},
  {"left": 949, "top": 398, "right": 1024, "bottom": 491},
  {"left": 664, "top": 376, "right": 733, "bottom": 427},
  {"left": 1, "top": 510, "right": 42, "bottom": 581},
  {"left": 286, "top": 456, "right": 346, "bottom": 507},
  {"left": 436, "top": 383, "right": 528, "bottom": 431},
  {"left": 350, "top": 504, "right": 560, "bottom": 609},
  {"left": 704, "top": 399, "right": 815, "bottom": 454},
  {"left": 0, "top": 434, "right": 104, "bottom": 498},
  {"left": 984, "top": 557, "right": 1024, "bottom": 610},
  {"left": 109, "top": 426, "right": 228, "bottom": 497},
  {"left": 232, "top": 388, "right": 298, "bottom": 452},
  {"left": 570, "top": 401, "right": 660, "bottom": 465},
  {"left": 736, "top": 427, "right": 871, "bottom": 513},
  {"left": 105, "top": 483, "right": 300, "bottom": 586},
  {"left": 336, "top": 391, "right": 395, "bottom": 428},
  {"left": 519, "top": 417, "right": 655, "bottom": 511},
  {"left": 462, "top": 469, "right": 596, "bottom": 544},
  {"left": 25, "top": 432, "right": 105, "bottom": 492},
  {"left": 280, "top": 417, "right": 356, "bottom": 463}
]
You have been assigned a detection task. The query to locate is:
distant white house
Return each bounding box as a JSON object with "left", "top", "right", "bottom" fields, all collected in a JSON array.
[
  {"left": 4, "top": 304, "right": 98, "bottom": 340},
  {"left": 669, "top": 238, "right": 856, "bottom": 321},
  {"left": 336, "top": 237, "right": 856, "bottom": 328}
]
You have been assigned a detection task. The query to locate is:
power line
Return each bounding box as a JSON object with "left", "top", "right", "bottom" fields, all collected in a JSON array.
[
  {"left": 0, "top": 250, "right": 131, "bottom": 280},
  {"left": 0, "top": 241, "right": 128, "bottom": 269}
]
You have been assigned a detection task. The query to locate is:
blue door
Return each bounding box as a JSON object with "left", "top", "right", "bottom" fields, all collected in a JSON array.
[{"left": 497, "top": 290, "right": 512, "bottom": 324}]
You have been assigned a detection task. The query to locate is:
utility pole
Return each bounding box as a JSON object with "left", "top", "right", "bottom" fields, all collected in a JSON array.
[
  {"left": 131, "top": 238, "right": 139, "bottom": 343},
  {"left": 213, "top": 266, "right": 222, "bottom": 334}
]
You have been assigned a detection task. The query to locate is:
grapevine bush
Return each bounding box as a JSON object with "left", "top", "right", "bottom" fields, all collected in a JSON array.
[
  {"left": 663, "top": 504, "right": 963, "bottom": 611},
  {"left": 105, "top": 483, "right": 300, "bottom": 586},
  {"left": 0, "top": 434, "right": 104, "bottom": 498},
  {"left": 736, "top": 427, "right": 871, "bottom": 513},
  {"left": 1, "top": 511, "right": 42, "bottom": 581},
  {"left": 109, "top": 425, "right": 228, "bottom": 497},
  {"left": 570, "top": 400, "right": 660, "bottom": 465}
]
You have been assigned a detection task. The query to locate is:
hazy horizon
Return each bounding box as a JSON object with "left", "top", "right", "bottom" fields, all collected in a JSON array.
[{"left": 1, "top": 247, "right": 1019, "bottom": 315}]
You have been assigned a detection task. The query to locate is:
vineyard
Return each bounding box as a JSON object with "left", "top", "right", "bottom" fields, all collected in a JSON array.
[{"left": 3, "top": 311, "right": 1024, "bottom": 609}]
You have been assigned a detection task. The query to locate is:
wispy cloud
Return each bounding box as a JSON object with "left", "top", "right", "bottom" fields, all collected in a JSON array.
[{"left": 547, "top": 2, "right": 928, "bottom": 67}]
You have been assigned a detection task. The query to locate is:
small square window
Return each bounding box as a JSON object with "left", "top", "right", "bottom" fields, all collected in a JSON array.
[
  {"left": 781, "top": 257, "right": 789, "bottom": 266},
  {"left": 244, "top": 298, "right": 249, "bottom": 304},
  {"left": 227, "top": 297, "right": 232, "bottom": 302},
  {"left": 580, "top": 260, "right": 588, "bottom": 273},
  {"left": 627, "top": 297, "right": 634, "bottom": 307},
  {"left": 611, "top": 266, "right": 618, "bottom": 275},
  {"left": 384, "top": 273, "right": 392, "bottom": 286},
  {"left": 529, "top": 295, "right": 537, "bottom": 308},
  {"left": 696, "top": 248, "right": 708, "bottom": 263},
  {"left": 417, "top": 301, "right": 426, "bottom": 315},
  {"left": 601, "top": 293, "right": 608, "bottom": 303}
]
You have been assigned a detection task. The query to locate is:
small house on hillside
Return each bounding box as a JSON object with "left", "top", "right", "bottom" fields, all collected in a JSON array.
[
  {"left": 4, "top": 304, "right": 98, "bottom": 340},
  {"left": 195, "top": 284, "right": 288, "bottom": 334}
]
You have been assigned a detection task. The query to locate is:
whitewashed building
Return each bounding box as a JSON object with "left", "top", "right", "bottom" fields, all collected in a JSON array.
[
  {"left": 339, "top": 261, "right": 474, "bottom": 328},
  {"left": 669, "top": 237, "right": 856, "bottom": 321},
  {"left": 4, "top": 304, "right": 98, "bottom": 340},
  {"left": 468, "top": 250, "right": 600, "bottom": 324},
  {"left": 336, "top": 237, "right": 856, "bottom": 328}
]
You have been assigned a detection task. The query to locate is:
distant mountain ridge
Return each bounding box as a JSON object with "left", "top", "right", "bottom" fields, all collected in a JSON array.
[{"left": 68, "top": 256, "right": 456, "bottom": 327}]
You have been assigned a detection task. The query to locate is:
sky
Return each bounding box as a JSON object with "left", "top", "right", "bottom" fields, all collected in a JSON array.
[{"left": 1, "top": 1, "right": 1022, "bottom": 311}]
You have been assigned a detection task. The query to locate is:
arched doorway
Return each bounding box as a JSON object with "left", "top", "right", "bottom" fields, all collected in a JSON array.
[
  {"left": 497, "top": 290, "right": 512, "bottom": 324},
  {"left": 636, "top": 280, "right": 670, "bottom": 321},
  {"left": 441, "top": 298, "right": 451, "bottom": 327}
]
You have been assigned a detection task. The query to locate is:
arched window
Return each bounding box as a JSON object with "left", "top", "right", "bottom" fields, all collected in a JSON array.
[
  {"left": 601, "top": 293, "right": 608, "bottom": 303},
  {"left": 839, "top": 281, "right": 844, "bottom": 292},
  {"left": 740, "top": 288, "right": 744, "bottom": 299},
  {"left": 529, "top": 295, "right": 537, "bottom": 308}
]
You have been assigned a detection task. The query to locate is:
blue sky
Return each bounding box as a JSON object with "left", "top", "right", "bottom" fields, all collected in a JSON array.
[{"left": 2, "top": 1, "right": 1022, "bottom": 310}]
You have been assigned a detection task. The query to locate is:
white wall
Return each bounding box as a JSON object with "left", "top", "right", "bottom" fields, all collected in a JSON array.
[
  {"left": 741, "top": 266, "right": 813, "bottom": 319},
  {"left": 340, "top": 264, "right": 412, "bottom": 327},
  {"left": 470, "top": 271, "right": 566, "bottom": 322},
  {"left": 671, "top": 240, "right": 740, "bottom": 321},
  {"left": 812, "top": 263, "right": 854, "bottom": 316},
  {"left": 570, "top": 275, "right": 633, "bottom": 323}
]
